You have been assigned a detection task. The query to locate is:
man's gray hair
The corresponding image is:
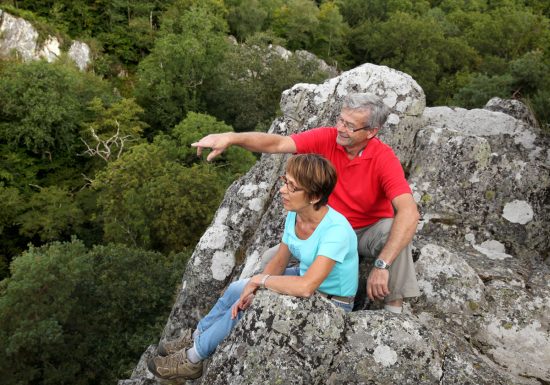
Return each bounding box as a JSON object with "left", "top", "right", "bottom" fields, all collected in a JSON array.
[{"left": 342, "top": 93, "right": 391, "bottom": 129}]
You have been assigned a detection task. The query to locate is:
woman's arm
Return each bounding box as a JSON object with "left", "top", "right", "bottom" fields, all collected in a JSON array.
[
  {"left": 231, "top": 253, "right": 336, "bottom": 319},
  {"left": 262, "top": 243, "right": 291, "bottom": 276},
  {"left": 252, "top": 255, "right": 336, "bottom": 297}
]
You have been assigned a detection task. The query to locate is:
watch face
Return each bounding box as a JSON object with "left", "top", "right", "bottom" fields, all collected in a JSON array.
[
  {"left": 374, "top": 259, "right": 385, "bottom": 268},
  {"left": 374, "top": 259, "right": 390, "bottom": 269}
]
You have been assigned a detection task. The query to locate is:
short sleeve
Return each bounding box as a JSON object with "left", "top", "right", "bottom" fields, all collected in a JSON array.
[
  {"left": 291, "top": 127, "right": 336, "bottom": 155},
  {"left": 377, "top": 150, "right": 412, "bottom": 201}
]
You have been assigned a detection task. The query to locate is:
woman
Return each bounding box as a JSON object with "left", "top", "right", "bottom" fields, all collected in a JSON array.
[{"left": 148, "top": 154, "right": 358, "bottom": 381}]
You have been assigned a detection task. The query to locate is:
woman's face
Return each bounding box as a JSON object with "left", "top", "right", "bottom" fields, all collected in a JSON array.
[{"left": 279, "top": 173, "right": 310, "bottom": 212}]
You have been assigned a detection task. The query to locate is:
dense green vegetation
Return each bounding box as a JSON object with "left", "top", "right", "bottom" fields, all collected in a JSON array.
[{"left": 0, "top": 0, "right": 549, "bottom": 383}]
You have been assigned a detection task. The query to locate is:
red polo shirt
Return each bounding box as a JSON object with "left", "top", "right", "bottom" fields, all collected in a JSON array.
[{"left": 291, "top": 127, "right": 411, "bottom": 229}]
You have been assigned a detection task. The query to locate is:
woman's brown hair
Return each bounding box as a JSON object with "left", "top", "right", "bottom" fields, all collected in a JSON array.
[{"left": 285, "top": 154, "right": 337, "bottom": 210}]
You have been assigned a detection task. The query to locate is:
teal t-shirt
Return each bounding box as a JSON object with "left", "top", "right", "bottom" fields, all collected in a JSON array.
[{"left": 282, "top": 206, "right": 358, "bottom": 297}]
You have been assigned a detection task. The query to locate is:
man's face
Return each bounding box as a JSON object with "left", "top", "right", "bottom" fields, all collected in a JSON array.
[{"left": 335, "top": 108, "right": 373, "bottom": 149}]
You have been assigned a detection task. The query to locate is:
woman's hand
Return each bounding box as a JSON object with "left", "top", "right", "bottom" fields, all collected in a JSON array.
[
  {"left": 231, "top": 293, "right": 255, "bottom": 319},
  {"left": 230, "top": 276, "right": 262, "bottom": 319}
]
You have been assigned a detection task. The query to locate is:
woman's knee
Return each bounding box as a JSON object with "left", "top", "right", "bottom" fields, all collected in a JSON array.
[{"left": 224, "top": 279, "right": 249, "bottom": 299}]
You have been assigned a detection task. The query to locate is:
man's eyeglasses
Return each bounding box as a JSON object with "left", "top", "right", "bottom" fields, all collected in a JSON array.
[
  {"left": 279, "top": 175, "right": 304, "bottom": 193},
  {"left": 336, "top": 116, "right": 372, "bottom": 132}
]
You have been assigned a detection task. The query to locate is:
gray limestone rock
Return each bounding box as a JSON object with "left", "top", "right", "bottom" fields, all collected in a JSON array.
[
  {"left": 484, "top": 97, "right": 539, "bottom": 128},
  {"left": 202, "top": 291, "right": 346, "bottom": 385}
]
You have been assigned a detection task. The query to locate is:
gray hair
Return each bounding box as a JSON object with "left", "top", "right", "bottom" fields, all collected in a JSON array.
[{"left": 342, "top": 93, "right": 391, "bottom": 129}]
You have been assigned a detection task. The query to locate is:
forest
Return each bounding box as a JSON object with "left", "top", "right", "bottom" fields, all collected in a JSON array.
[{"left": 0, "top": 0, "right": 548, "bottom": 384}]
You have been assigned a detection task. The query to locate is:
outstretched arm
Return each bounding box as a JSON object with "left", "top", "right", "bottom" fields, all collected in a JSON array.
[
  {"left": 367, "top": 193, "right": 419, "bottom": 301},
  {"left": 191, "top": 132, "right": 296, "bottom": 161}
]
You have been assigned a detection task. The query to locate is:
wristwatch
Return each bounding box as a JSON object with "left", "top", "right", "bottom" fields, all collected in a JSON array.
[{"left": 374, "top": 258, "right": 391, "bottom": 269}]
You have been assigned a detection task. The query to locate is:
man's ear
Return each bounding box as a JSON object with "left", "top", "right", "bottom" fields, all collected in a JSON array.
[{"left": 367, "top": 127, "right": 379, "bottom": 139}]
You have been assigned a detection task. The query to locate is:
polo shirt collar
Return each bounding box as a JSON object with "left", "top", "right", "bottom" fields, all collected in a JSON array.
[{"left": 336, "top": 137, "right": 381, "bottom": 160}]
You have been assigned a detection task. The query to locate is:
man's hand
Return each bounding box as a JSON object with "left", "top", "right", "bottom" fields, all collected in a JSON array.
[
  {"left": 367, "top": 268, "right": 390, "bottom": 301},
  {"left": 191, "top": 133, "right": 233, "bottom": 161}
]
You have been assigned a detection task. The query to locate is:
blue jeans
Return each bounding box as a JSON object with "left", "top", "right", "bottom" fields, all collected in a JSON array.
[{"left": 194, "top": 268, "right": 353, "bottom": 359}]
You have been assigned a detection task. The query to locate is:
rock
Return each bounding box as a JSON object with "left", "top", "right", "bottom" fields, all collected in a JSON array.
[
  {"left": 68, "top": 41, "right": 91, "bottom": 71},
  {"left": 484, "top": 97, "right": 539, "bottom": 129},
  {"left": 121, "top": 63, "right": 550, "bottom": 384},
  {"left": 0, "top": 11, "right": 38, "bottom": 61},
  {"left": 203, "top": 291, "right": 346, "bottom": 384},
  {"left": 410, "top": 106, "right": 549, "bottom": 260},
  {"left": 0, "top": 10, "right": 91, "bottom": 70}
]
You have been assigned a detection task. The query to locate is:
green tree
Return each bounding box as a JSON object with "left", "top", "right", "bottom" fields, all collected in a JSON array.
[
  {"left": 94, "top": 145, "right": 221, "bottom": 252},
  {"left": 226, "top": 0, "right": 270, "bottom": 40},
  {"left": 351, "top": 11, "right": 478, "bottom": 102},
  {"left": 135, "top": 5, "right": 229, "bottom": 133},
  {"left": 271, "top": 0, "right": 320, "bottom": 50},
  {"left": 452, "top": 73, "right": 514, "bottom": 108},
  {"left": 0, "top": 184, "right": 22, "bottom": 278},
  {"left": 81, "top": 97, "right": 147, "bottom": 162},
  {"left": 206, "top": 40, "right": 331, "bottom": 132},
  {"left": 94, "top": 112, "right": 255, "bottom": 252},
  {"left": 313, "top": 1, "right": 349, "bottom": 64},
  {"left": 17, "top": 186, "right": 84, "bottom": 243},
  {"left": 156, "top": 112, "right": 256, "bottom": 174},
  {"left": 0, "top": 61, "right": 113, "bottom": 159},
  {"left": 0, "top": 239, "right": 188, "bottom": 385}
]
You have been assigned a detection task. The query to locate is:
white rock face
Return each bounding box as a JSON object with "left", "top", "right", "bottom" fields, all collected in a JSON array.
[
  {"left": 0, "top": 10, "right": 91, "bottom": 70},
  {"left": 0, "top": 11, "right": 38, "bottom": 61},
  {"left": 68, "top": 41, "right": 91, "bottom": 71},
  {"left": 39, "top": 36, "right": 61, "bottom": 62}
]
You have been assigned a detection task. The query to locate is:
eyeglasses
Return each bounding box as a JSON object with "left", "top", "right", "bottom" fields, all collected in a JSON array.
[
  {"left": 279, "top": 175, "right": 304, "bottom": 193},
  {"left": 336, "top": 116, "right": 372, "bottom": 132}
]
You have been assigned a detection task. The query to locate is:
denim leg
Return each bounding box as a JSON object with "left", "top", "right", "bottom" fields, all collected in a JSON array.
[
  {"left": 197, "top": 279, "right": 249, "bottom": 334},
  {"left": 194, "top": 269, "right": 299, "bottom": 359},
  {"left": 284, "top": 266, "right": 300, "bottom": 276},
  {"left": 194, "top": 303, "right": 244, "bottom": 359},
  {"left": 331, "top": 300, "right": 354, "bottom": 312}
]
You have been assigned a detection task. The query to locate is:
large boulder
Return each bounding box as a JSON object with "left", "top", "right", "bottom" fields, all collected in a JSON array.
[{"left": 120, "top": 63, "right": 549, "bottom": 384}]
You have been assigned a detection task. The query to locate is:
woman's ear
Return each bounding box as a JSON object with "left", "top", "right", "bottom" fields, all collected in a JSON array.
[{"left": 308, "top": 195, "right": 321, "bottom": 205}]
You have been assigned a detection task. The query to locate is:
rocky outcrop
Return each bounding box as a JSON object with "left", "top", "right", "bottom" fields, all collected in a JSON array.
[
  {"left": 120, "top": 63, "right": 549, "bottom": 384},
  {"left": 0, "top": 10, "right": 90, "bottom": 70}
]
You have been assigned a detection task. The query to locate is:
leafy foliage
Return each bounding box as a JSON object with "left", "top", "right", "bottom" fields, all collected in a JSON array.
[
  {"left": 0, "top": 60, "right": 113, "bottom": 158},
  {"left": 93, "top": 113, "right": 255, "bottom": 252},
  {"left": 0, "top": 239, "right": 188, "bottom": 385},
  {"left": 135, "top": 4, "right": 230, "bottom": 134}
]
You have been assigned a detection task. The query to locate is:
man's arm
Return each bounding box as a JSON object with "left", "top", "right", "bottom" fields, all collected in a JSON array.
[
  {"left": 367, "top": 193, "right": 419, "bottom": 301},
  {"left": 191, "top": 132, "right": 297, "bottom": 161}
]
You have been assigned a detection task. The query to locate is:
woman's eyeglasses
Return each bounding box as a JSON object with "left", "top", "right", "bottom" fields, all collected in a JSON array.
[{"left": 279, "top": 175, "right": 304, "bottom": 193}]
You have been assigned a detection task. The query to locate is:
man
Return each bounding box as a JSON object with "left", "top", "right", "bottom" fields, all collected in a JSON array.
[{"left": 192, "top": 93, "right": 420, "bottom": 313}]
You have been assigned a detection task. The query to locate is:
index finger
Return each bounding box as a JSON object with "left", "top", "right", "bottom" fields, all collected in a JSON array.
[{"left": 191, "top": 142, "right": 203, "bottom": 157}]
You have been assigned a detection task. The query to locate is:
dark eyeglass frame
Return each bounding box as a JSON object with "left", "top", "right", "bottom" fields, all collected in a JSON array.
[
  {"left": 279, "top": 175, "right": 304, "bottom": 193},
  {"left": 336, "top": 116, "right": 373, "bottom": 132}
]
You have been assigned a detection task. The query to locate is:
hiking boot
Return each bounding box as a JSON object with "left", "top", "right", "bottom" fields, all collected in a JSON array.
[
  {"left": 157, "top": 329, "right": 193, "bottom": 357},
  {"left": 147, "top": 350, "right": 203, "bottom": 380}
]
